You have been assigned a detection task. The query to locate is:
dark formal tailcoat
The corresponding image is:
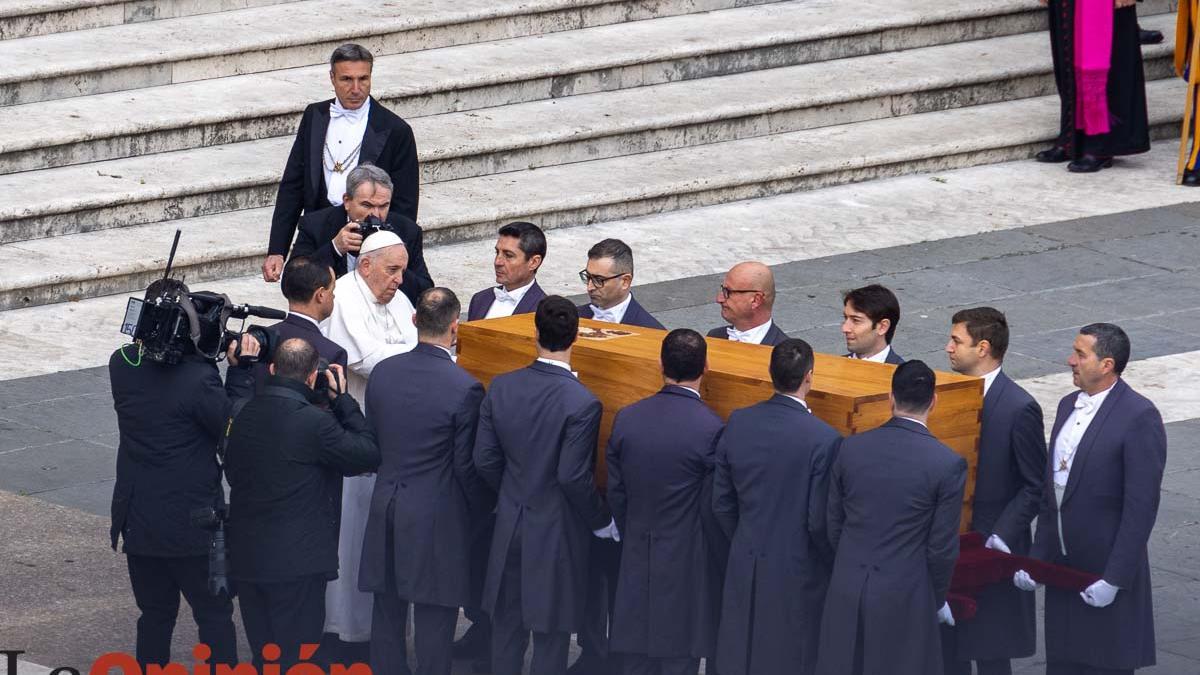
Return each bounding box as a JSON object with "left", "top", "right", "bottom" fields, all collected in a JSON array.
[
  {"left": 606, "top": 386, "right": 724, "bottom": 658},
  {"left": 712, "top": 394, "right": 841, "bottom": 675},
  {"left": 358, "top": 343, "right": 487, "bottom": 608},
  {"left": 705, "top": 321, "right": 789, "bottom": 346},
  {"left": 225, "top": 377, "right": 380, "bottom": 582},
  {"left": 287, "top": 204, "right": 433, "bottom": 305},
  {"left": 473, "top": 360, "right": 612, "bottom": 633},
  {"left": 251, "top": 313, "right": 347, "bottom": 391},
  {"left": 269, "top": 97, "right": 420, "bottom": 257},
  {"left": 817, "top": 418, "right": 966, "bottom": 675},
  {"left": 1031, "top": 378, "right": 1165, "bottom": 670},
  {"left": 577, "top": 296, "right": 665, "bottom": 330},
  {"left": 843, "top": 348, "right": 905, "bottom": 365},
  {"left": 953, "top": 371, "right": 1045, "bottom": 661},
  {"left": 108, "top": 350, "right": 253, "bottom": 556},
  {"left": 466, "top": 280, "right": 547, "bottom": 321}
]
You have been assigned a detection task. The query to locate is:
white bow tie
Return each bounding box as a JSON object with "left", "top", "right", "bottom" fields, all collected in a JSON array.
[
  {"left": 590, "top": 306, "right": 617, "bottom": 323},
  {"left": 494, "top": 286, "right": 517, "bottom": 304},
  {"left": 330, "top": 99, "right": 368, "bottom": 122},
  {"left": 726, "top": 327, "right": 756, "bottom": 343},
  {"left": 1074, "top": 394, "right": 1097, "bottom": 414}
]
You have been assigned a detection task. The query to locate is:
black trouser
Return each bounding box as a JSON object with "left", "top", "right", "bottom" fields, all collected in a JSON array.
[
  {"left": 374, "top": 594, "right": 459, "bottom": 675},
  {"left": 622, "top": 654, "right": 699, "bottom": 675},
  {"left": 464, "top": 511, "right": 496, "bottom": 637},
  {"left": 238, "top": 574, "right": 326, "bottom": 668},
  {"left": 370, "top": 505, "right": 413, "bottom": 675},
  {"left": 125, "top": 554, "right": 237, "bottom": 667},
  {"left": 578, "top": 537, "right": 621, "bottom": 659},
  {"left": 491, "top": 530, "right": 571, "bottom": 675},
  {"left": 1046, "top": 664, "right": 1132, "bottom": 675},
  {"left": 945, "top": 658, "right": 1012, "bottom": 675}
]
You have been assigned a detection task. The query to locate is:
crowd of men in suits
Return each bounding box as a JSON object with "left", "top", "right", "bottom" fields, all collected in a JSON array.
[{"left": 105, "top": 41, "right": 1166, "bottom": 675}]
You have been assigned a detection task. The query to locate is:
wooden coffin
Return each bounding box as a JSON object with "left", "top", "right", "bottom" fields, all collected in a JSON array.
[{"left": 458, "top": 314, "right": 983, "bottom": 531}]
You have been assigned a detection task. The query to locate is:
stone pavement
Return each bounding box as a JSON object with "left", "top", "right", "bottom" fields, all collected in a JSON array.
[{"left": 1, "top": 200, "right": 1198, "bottom": 673}]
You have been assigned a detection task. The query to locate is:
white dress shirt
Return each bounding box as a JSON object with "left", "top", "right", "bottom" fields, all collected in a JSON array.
[
  {"left": 287, "top": 311, "right": 321, "bottom": 329},
  {"left": 981, "top": 366, "right": 1002, "bottom": 396},
  {"left": 727, "top": 319, "right": 773, "bottom": 344},
  {"left": 1052, "top": 381, "right": 1116, "bottom": 488},
  {"left": 485, "top": 279, "right": 536, "bottom": 319},
  {"left": 324, "top": 98, "right": 371, "bottom": 206},
  {"left": 536, "top": 357, "right": 576, "bottom": 377},
  {"left": 589, "top": 293, "right": 632, "bottom": 324},
  {"left": 782, "top": 393, "right": 810, "bottom": 411},
  {"left": 896, "top": 415, "right": 928, "bottom": 428},
  {"left": 851, "top": 344, "right": 893, "bottom": 363}
]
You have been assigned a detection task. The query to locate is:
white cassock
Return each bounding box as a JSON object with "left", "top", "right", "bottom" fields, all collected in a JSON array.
[{"left": 322, "top": 265, "right": 417, "bottom": 641}]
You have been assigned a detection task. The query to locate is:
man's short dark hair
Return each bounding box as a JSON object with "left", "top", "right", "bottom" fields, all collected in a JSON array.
[
  {"left": 951, "top": 306, "right": 1009, "bottom": 361},
  {"left": 1080, "top": 323, "right": 1131, "bottom": 374},
  {"left": 661, "top": 329, "right": 706, "bottom": 382},
  {"left": 330, "top": 43, "right": 373, "bottom": 69},
  {"left": 588, "top": 238, "right": 634, "bottom": 276},
  {"left": 535, "top": 296, "right": 578, "bottom": 352},
  {"left": 272, "top": 338, "right": 319, "bottom": 383},
  {"left": 281, "top": 256, "right": 333, "bottom": 304},
  {"left": 415, "top": 287, "right": 460, "bottom": 338},
  {"left": 498, "top": 221, "right": 547, "bottom": 262},
  {"left": 770, "top": 338, "right": 815, "bottom": 393},
  {"left": 843, "top": 284, "right": 901, "bottom": 344},
  {"left": 892, "top": 360, "right": 936, "bottom": 414}
]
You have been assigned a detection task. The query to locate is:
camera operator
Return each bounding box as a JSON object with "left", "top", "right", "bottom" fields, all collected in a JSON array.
[
  {"left": 108, "top": 284, "right": 260, "bottom": 668},
  {"left": 224, "top": 338, "right": 381, "bottom": 668}
]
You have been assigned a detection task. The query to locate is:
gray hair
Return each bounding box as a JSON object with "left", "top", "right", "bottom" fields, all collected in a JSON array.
[
  {"left": 330, "top": 43, "right": 374, "bottom": 69},
  {"left": 346, "top": 164, "right": 393, "bottom": 199}
]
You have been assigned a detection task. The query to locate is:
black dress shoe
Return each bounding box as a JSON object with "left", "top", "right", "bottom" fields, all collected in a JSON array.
[
  {"left": 1183, "top": 167, "right": 1200, "bottom": 186},
  {"left": 1139, "top": 28, "right": 1164, "bottom": 45},
  {"left": 1035, "top": 146, "right": 1070, "bottom": 163},
  {"left": 454, "top": 624, "right": 489, "bottom": 658},
  {"left": 1067, "top": 155, "right": 1113, "bottom": 173}
]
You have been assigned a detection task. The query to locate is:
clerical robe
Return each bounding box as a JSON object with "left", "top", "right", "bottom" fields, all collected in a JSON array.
[
  {"left": 1047, "top": 0, "right": 1149, "bottom": 159},
  {"left": 322, "top": 270, "right": 418, "bottom": 641}
]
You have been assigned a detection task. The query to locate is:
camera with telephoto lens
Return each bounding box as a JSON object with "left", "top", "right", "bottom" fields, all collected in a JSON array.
[
  {"left": 118, "top": 231, "right": 286, "bottom": 364},
  {"left": 190, "top": 504, "right": 231, "bottom": 597},
  {"left": 352, "top": 214, "right": 394, "bottom": 240}
]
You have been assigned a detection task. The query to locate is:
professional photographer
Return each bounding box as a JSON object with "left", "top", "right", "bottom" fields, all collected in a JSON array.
[
  {"left": 224, "top": 338, "right": 381, "bottom": 668},
  {"left": 288, "top": 163, "right": 432, "bottom": 304},
  {"left": 108, "top": 282, "right": 261, "bottom": 668}
]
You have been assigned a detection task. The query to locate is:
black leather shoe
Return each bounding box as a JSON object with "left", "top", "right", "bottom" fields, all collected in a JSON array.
[
  {"left": 1035, "top": 146, "right": 1070, "bottom": 163},
  {"left": 1139, "top": 28, "right": 1164, "bottom": 45},
  {"left": 454, "top": 624, "right": 489, "bottom": 658},
  {"left": 1067, "top": 155, "right": 1113, "bottom": 173},
  {"left": 1183, "top": 167, "right": 1200, "bottom": 186}
]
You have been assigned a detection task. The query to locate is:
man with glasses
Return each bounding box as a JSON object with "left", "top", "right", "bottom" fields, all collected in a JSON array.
[
  {"left": 576, "top": 238, "right": 664, "bottom": 330},
  {"left": 707, "top": 261, "right": 789, "bottom": 346}
]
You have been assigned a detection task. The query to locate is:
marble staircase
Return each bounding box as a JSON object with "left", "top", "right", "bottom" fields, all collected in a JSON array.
[{"left": 0, "top": 0, "right": 1184, "bottom": 310}]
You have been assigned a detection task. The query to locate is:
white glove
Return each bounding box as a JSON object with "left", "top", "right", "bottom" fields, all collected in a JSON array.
[
  {"left": 985, "top": 534, "right": 1012, "bottom": 554},
  {"left": 936, "top": 602, "right": 955, "bottom": 626},
  {"left": 1081, "top": 580, "right": 1119, "bottom": 608},
  {"left": 1013, "top": 570, "right": 1039, "bottom": 592},
  {"left": 592, "top": 518, "right": 621, "bottom": 542}
]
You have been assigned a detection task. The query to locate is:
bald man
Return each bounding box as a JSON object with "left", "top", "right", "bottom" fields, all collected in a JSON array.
[{"left": 707, "top": 261, "right": 789, "bottom": 346}]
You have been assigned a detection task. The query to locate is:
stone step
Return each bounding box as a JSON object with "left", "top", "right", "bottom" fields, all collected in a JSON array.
[
  {"left": 0, "top": 0, "right": 1089, "bottom": 172},
  {"left": 0, "top": 17, "right": 1178, "bottom": 244},
  {"left": 0, "top": 0, "right": 788, "bottom": 106},
  {"left": 0, "top": 0, "right": 297, "bottom": 40},
  {"left": 0, "top": 77, "right": 1183, "bottom": 310}
]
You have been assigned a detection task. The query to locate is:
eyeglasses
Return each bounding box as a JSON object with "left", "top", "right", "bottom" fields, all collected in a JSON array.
[
  {"left": 718, "top": 285, "right": 762, "bottom": 300},
  {"left": 579, "top": 270, "right": 627, "bottom": 288}
]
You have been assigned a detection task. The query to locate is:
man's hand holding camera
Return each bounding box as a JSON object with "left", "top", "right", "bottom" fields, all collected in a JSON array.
[
  {"left": 333, "top": 222, "right": 365, "bottom": 257},
  {"left": 324, "top": 363, "right": 348, "bottom": 400},
  {"left": 226, "top": 334, "right": 261, "bottom": 368}
]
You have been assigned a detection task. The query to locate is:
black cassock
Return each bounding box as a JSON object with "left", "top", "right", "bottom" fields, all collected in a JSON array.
[{"left": 1047, "top": 1, "right": 1150, "bottom": 159}]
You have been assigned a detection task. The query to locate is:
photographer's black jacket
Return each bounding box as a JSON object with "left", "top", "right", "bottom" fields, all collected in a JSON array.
[
  {"left": 225, "top": 376, "right": 380, "bottom": 583},
  {"left": 288, "top": 204, "right": 433, "bottom": 305},
  {"left": 108, "top": 348, "right": 254, "bottom": 556}
]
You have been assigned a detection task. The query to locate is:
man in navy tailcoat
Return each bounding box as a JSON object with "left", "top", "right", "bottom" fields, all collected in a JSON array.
[
  {"left": 361, "top": 288, "right": 487, "bottom": 675},
  {"left": 250, "top": 256, "right": 347, "bottom": 391},
  {"left": 712, "top": 339, "right": 841, "bottom": 675},
  {"left": 466, "top": 221, "right": 548, "bottom": 321},
  {"left": 606, "top": 329, "right": 724, "bottom": 675},
  {"left": 474, "top": 296, "right": 617, "bottom": 675},
  {"left": 1013, "top": 323, "right": 1166, "bottom": 675}
]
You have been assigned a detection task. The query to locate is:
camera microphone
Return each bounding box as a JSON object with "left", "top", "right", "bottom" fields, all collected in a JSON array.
[{"left": 228, "top": 304, "right": 287, "bottom": 320}]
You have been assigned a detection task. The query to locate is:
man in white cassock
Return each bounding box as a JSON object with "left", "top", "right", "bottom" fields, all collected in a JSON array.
[{"left": 322, "top": 230, "right": 419, "bottom": 651}]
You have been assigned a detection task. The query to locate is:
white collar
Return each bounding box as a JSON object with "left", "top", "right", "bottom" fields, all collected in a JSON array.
[
  {"left": 1077, "top": 380, "right": 1117, "bottom": 409},
  {"left": 354, "top": 269, "right": 385, "bottom": 306},
  {"left": 897, "top": 415, "right": 928, "bottom": 428},
  {"left": 727, "top": 318, "right": 773, "bottom": 344},
  {"left": 496, "top": 278, "right": 536, "bottom": 304},
  {"left": 672, "top": 385, "right": 701, "bottom": 399},
  {"left": 589, "top": 292, "right": 633, "bottom": 324},
  {"left": 782, "top": 393, "right": 809, "bottom": 411},
  {"left": 853, "top": 344, "right": 892, "bottom": 363},
  {"left": 536, "top": 357, "right": 576, "bottom": 377},
  {"left": 288, "top": 311, "right": 321, "bottom": 328},
  {"left": 329, "top": 97, "right": 370, "bottom": 124},
  {"left": 981, "top": 366, "right": 1002, "bottom": 396}
]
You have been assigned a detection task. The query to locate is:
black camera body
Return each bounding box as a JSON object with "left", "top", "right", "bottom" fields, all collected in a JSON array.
[{"left": 353, "top": 214, "right": 393, "bottom": 240}]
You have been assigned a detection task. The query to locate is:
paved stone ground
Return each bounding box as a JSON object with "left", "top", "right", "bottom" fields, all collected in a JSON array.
[{"left": 1, "top": 203, "right": 1198, "bottom": 673}]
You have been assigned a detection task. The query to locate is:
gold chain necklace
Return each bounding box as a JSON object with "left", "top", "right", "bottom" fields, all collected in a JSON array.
[{"left": 324, "top": 139, "right": 363, "bottom": 174}]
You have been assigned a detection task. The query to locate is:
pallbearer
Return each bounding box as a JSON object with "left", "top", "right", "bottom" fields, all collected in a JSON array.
[
  {"left": 817, "top": 361, "right": 966, "bottom": 675},
  {"left": 943, "top": 308, "right": 1046, "bottom": 675},
  {"left": 606, "top": 329, "right": 724, "bottom": 675},
  {"left": 712, "top": 339, "right": 841, "bottom": 675}
]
